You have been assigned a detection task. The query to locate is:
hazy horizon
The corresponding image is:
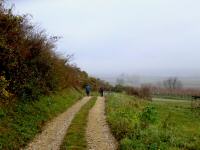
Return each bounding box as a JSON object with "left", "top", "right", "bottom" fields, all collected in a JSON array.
[{"left": 10, "top": 0, "right": 200, "bottom": 78}]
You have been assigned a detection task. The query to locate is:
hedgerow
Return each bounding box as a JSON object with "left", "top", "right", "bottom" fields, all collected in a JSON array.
[{"left": 0, "top": 1, "right": 108, "bottom": 102}]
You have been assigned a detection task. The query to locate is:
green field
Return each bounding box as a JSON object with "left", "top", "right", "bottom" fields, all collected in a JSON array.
[
  {"left": 153, "top": 95, "right": 192, "bottom": 101},
  {"left": 106, "top": 93, "right": 200, "bottom": 150},
  {"left": 153, "top": 97, "right": 191, "bottom": 103}
]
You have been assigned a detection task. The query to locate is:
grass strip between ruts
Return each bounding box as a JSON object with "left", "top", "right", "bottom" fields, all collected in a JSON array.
[{"left": 60, "top": 96, "right": 97, "bottom": 150}]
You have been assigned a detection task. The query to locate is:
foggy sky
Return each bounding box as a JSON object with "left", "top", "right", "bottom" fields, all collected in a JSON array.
[{"left": 10, "top": 0, "right": 200, "bottom": 77}]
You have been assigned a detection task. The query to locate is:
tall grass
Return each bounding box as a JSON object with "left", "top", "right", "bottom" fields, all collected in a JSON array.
[
  {"left": 0, "top": 89, "right": 83, "bottom": 149},
  {"left": 106, "top": 93, "right": 200, "bottom": 150}
]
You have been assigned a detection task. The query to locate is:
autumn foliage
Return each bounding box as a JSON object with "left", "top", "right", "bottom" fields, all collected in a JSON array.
[{"left": 0, "top": 2, "right": 105, "bottom": 101}]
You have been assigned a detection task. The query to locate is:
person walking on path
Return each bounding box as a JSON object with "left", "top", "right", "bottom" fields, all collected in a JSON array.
[
  {"left": 85, "top": 84, "right": 91, "bottom": 96},
  {"left": 99, "top": 87, "right": 104, "bottom": 97}
]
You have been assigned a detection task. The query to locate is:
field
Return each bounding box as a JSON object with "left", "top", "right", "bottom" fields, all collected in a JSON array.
[{"left": 106, "top": 93, "right": 200, "bottom": 150}]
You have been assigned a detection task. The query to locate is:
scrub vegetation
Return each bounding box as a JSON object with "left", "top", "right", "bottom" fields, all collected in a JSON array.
[
  {"left": 106, "top": 93, "right": 200, "bottom": 150},
  {"left": 0, "top": 1, "right": 109, "bottom": 103}
]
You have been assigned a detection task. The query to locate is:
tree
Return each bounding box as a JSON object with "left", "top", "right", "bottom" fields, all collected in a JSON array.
[{"left": 163, "top": 77, "right": 183, "bottom": 90}]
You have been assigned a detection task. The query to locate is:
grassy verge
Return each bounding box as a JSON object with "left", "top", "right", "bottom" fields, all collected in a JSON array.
[
  {"left": 106, "top": 93, "right": 200, "bottom": 150},
  {"left": 60, "top": 96, "right": 97, "bottom": 150},
  {"left": 0, "top": 88, "right": 83, "bottom": 150}
]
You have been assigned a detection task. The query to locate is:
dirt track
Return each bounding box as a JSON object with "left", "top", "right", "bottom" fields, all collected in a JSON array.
[
  {"left": 86, "top": 97, "right": 118, "bottom": 150},
  {"left": 24, "top": 96, "right": 91, "bottom": 150}
]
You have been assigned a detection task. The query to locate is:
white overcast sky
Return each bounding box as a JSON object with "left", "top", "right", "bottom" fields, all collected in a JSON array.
[{"left": 9, "top": 0, "right": 200, "bottom": 77}]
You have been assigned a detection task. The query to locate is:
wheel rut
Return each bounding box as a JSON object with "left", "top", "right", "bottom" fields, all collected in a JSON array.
[
  {"left": 86, "top": 97, "right": 118, "bottom": 150},
  {"left": 24, "top": 96, "right": 91, "bottom": 150}
]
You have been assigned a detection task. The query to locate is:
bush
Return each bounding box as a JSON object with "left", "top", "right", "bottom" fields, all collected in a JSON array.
[
  {"left": 139, "top": 86, "right": 152, "bottom": 100},
  {"left": 139, "top": 105, "right": 157, "bottom": 128},
  {"left": 112, "top": 85, "right": 152, "bottom": 100}
]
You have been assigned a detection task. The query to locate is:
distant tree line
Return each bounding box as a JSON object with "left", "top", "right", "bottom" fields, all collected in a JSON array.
[
  {"left": 112, "top": 84, "right": 152, "bottom": 100},
  {"left": 150, "top": 77, "right": 200, "bottom": 99},
  {"left": 113, "top": 76, "right": 200, "bottom": 100},
  {"left": 0, "top": 1, "right": 109, "bottom": 102},
  {"left": 163, "top": 77, "right": 182, "bottom": 90}
]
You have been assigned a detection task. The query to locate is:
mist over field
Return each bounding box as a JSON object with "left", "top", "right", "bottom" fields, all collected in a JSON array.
[{"left": 98, "top": 74, "right": 200, "bottom": 88}]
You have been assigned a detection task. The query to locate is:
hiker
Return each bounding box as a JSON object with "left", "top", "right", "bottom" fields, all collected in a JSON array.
[
  {"left": 99, "top": 87, "right": 104, "bottom": 97},
  {"left": 85, "top": 84, "right": 91, "bottom": 96}
]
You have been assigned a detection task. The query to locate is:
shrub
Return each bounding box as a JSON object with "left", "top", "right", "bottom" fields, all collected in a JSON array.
[
  {"left": 139, "top": 86, "right": 152, "bottom": 100},
  {"left": 139, "top": 105, "right": 157, "bottom": 128},
  {"left": 112, "top": 85, "right": 152, "bottom": 100}
]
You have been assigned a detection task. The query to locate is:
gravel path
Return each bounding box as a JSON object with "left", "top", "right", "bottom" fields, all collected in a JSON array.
[
  {"left": 86, "top": 97, "right": 118, "bottom": 150},
  {"left": 24, "top": 96, "right": 91, "bottom": 150}
]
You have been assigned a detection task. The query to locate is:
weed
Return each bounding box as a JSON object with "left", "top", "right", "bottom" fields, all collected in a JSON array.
[{"left": 139, "top": 105, "right": 157, "bottom": 128}]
